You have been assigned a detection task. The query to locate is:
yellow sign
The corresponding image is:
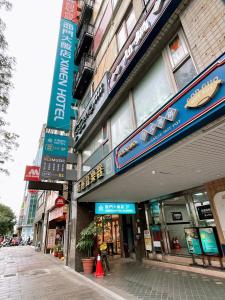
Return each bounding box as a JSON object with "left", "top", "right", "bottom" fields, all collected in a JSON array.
[
  {"left": 77, "top": 163, "right": 104, "bottom": 193},
  {"left": 185, "top": 78, "right": 223, "bottom": 108},
  {"left": 118, "top": 141, "right": 138, "bottom": 157}
]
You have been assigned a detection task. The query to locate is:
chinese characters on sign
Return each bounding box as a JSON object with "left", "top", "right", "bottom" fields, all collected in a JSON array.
[
  {"left": 77, "top": 164, "right": 104, "bottom": 193},
  {"left": 61, "top": 0, "right": 78, "bottom": 22},
  {"left": 40, "top": 133, "right": 69, "bottom": 180},
  {"left": 95, "top": 203, "right": 136, "bottom": 215}
]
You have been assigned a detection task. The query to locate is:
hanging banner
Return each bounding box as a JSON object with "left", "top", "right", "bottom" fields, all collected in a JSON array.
[{"left": 46, "top": 0, "right": 78, "bottom": 131}]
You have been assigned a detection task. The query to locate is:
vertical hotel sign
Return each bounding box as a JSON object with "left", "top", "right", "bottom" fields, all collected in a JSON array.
[{"left": 47, "top": 0, "right": 78, "bottom": 131}]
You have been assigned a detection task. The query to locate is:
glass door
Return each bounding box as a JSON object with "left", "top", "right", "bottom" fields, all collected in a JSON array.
[{"left": 162, "top": 195, "right": 192, "bottom": 256}]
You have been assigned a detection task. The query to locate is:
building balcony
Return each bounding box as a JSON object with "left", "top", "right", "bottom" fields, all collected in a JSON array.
[
  {"left": 73, "top": 54, "right": 94, "bottom": 99},
  {"left": 75, "top": 24, "right": 94, "bottom": 65},
  {"left": 77, "top": 0, "right": 94, "bottom": 38}
]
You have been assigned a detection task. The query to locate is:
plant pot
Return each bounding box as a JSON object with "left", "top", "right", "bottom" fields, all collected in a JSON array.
[
  {"left": 54, "top": 251, "right": 58, "bottom": 257},
  {"left": 58, "top": 252, "right": 63, "bottom": 259},
  {"left": 81, "top": 257, "right": 95, "bottom": 274}
]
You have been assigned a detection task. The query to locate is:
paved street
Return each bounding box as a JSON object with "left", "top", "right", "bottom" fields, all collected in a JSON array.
[
  {"left": 0, "top": 246, "right": 116, "bottom": 300},
  {"left": 1, "top": 246, "right": 225, "bottom": 299}
]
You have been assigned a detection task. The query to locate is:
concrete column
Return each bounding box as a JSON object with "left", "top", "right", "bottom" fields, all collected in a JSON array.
[
  {"left": 132, "top": 203, "right": 147, "bottom": 262},
  {"left": 205, "top": 177, "right": 225, "bottom": 247},
  {"left": 67, "top": 200, "right": 95, "bottom": 271}
]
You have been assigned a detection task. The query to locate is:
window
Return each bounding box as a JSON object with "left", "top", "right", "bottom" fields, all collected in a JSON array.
[
  {"left": 82, "top": 130, "right": 103, "bottom": 163},
  {"left": 116, "top": 9, "right": 136, "bottom": 52},
  {"left": 112, "top": 0, "right": 118, "bottom": 9},
  {"left": 126, "top": 10, "right": 136, "bottom": 36},
  {"left": 111, "top": 97, "right": 133, "bottom": 148},
  {"left": 133, "top": 55, "right": 173, "bottom": 126},
  {"left": 117, "top": 24, "right": 127, "bottom": 52},
  {"left": 167, "top": 32, "right": 197, "bottom": 90}
]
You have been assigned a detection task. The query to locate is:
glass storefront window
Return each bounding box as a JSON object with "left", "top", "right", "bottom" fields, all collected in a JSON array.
[
  {"left": 133, "top": 56, "right": 173, "bottom": 127},
  {"left": 111, "top": 97, "right": 133, "bottom": 148},
  {"left": 193, "top": 192, "right": 215, "bottom": 227}
]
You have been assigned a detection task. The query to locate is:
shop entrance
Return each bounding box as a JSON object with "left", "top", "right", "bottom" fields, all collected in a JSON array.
[
  {"left": 97, "top": 215, "right": 121, "bottom": 255},
  {"left": 149, "top": 189, "right": 215, "bottom": 258},
  {"left": 162, "top": 196, "right": 192, "bottom": 256}
]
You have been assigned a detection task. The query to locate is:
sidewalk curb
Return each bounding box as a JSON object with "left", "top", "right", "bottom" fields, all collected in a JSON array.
[{"left": 64, "top": 266, "right": 126, "bottom": 300}]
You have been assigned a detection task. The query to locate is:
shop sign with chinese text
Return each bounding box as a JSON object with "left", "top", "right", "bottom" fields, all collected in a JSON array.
[
  {"left": 40, "top": 133, "right": 69, "bottom": 180},
  {"left": 95, "top": 203, "right": 136, "bottom": 215},
  {"left": 115, "top": 52, "right": 225, "bottom": 172},
  {"left": 75, "top": 152, "right": 115, "bottom": 198},
  {"left": 47, "top": 0, "right": 78, "bottom": 131}
]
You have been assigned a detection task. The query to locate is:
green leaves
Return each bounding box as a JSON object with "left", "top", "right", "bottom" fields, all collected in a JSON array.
[
  {"left": 0, "top": 203, "right": 16, "bottom": 235},
  {"left": 0, "top": 1, "right": 18, "bottom": 175}
]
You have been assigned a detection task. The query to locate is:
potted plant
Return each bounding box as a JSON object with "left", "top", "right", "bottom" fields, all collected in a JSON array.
[
  {"left": 58, "top": 244, "right": 64, "bottom": 259},
  {"left": 53, "top": 245, "right": 59, "bottom": 257},
  {"left": 76, "top": 218, "right": 104, "bottom": 274}
]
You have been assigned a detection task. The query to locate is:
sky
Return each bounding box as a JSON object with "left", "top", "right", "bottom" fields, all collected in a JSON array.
[{"left": 0, "top": 0, "right": 63, "bottom": 217}]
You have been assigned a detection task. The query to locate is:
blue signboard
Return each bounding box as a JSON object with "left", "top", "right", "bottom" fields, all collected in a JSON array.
[
  {"left": 47, "top": 19, "right": 78, "bottom": 131},
  {"left": 115, "top": 52, "right": 225, "bottom": 172},
  {"left": 199, "top": 227, "right": 220, "bottom": 255},
  {"left": 150, "top": 202, "right": 160, "bottom": 217},
  {"left": 43, "top": 133, "right": 68, "bottom": 157},
  {"left": 95, "top": 203, "right": 136, "bottom": 215}
]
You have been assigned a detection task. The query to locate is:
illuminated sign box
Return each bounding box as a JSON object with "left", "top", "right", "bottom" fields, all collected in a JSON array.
[{"left": 95, "top": 203, "right": 136, "bottom": 215}]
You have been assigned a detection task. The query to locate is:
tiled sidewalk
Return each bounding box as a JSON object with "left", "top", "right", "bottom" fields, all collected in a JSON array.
[
  {"left": 0, "top": 246, "right": 117, "bottom": 300},
  {"left": 87, "top": 257, "right": 225, "bottom": 300}
]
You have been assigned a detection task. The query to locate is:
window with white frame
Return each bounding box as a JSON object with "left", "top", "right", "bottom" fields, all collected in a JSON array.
[
  {"left": 133, "top": 55, "right": 174, "bottom": 127},
  {"left": 82, "top": 130, "right": 104, "bottom": 163},
  {"left": 111, "top": 97, "right": 134, "bottom": 149},
  {"left": 116, "top": 9, "right": 136, "bottom": 52},
  {"left": 167, "top": 31, "right": 197, "bottom": 90}
]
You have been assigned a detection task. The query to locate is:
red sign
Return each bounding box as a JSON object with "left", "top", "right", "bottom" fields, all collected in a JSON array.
[
  {"left": 61, "top": 0, "right": 78, "bottom": 23},
  {"left": 24, "top": 166, "right": 40, "bottom": 181},
  {"left": 55, "top": 196, "right": 65, "bottom": 208}
]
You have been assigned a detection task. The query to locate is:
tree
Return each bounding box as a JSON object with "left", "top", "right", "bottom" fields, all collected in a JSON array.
[
  {"left": 0, "top": 203, "right": 16, "bottom": 236},
  {"left": 0, "top": 0, "right": 18, "bottom": 175}
]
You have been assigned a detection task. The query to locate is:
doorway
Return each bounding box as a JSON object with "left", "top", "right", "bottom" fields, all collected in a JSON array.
[{"left": 162, "top": 196, "right": 192, "bottom": 256}]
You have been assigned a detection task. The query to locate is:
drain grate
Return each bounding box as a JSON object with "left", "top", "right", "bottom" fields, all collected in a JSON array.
[{"left": 4, "top": 273, "right": 17, "bottom": 277}]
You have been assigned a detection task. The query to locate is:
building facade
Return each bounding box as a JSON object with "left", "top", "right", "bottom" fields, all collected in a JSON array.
[{"left": 68, "top": 0, "right": 225, "bottom": 270}]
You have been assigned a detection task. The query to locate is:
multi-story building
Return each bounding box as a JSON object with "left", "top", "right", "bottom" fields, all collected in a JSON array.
[{"left": 68, "top": 0, "right": 225, "bottom": 270}]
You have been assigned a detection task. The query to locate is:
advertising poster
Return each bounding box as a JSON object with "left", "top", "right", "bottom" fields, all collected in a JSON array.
[
  {"left": 184, "top": 228, "right": 202, "bottom": 255},
  {"left": 199, "top": 227, "right": 220, "bottom": 256},
  {"left": 47, "top": 229, "right": 56, "bottom": 249},
  {"left": 144, "top": 230, "right": 152, "bottom": 251}
]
